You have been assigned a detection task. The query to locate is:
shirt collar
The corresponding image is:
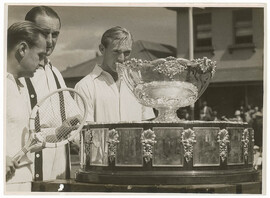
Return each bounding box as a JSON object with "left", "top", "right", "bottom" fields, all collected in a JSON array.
[
  {"left": 6, "top": 72, "right": 14, "bottom": 80},
  {"left": 37, "top": 57, "right": 51, "bottom": 69},
  {"left": 15, "top": 78, "right": 24, "bottom": 88},
  {"left": 44, "top": 57, "right": 51, "bottom": 65},
  {"left": 91, "top": 64, "right": 104, "bottom": 79},
  {"left": 6, "top": 73, "right": 24, "bottom": 88}
]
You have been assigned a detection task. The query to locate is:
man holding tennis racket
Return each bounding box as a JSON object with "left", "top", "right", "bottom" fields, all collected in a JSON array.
[
  {"left": 20, "top": 6, "right": 78, "bottom": 182},
  {"left": 6, "top": 21, "right": 47, "bottom": 191}
]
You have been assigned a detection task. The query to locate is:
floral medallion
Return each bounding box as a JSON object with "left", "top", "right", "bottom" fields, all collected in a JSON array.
[
  {"left": 141, "top": 129, "right": 157, "bottom": 163},
  {"left": 84, "top": 129, "right": 93, "bottom": 156},
  {"left": 181, "top": 128, "right": 196, "bottom": 163},
  {"left": 107, "top": 129, "right": 120, "bottom": 163},
  {"left": 217, "top": 129, "right": 230, "bottom": 162}
]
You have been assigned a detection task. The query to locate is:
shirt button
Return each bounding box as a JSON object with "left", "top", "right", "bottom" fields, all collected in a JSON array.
[
  {"left": 36, "top": 174, "right": 39, "bottom": 178},
  {"left": 36, "top": 154, "right": 40, "bottom": 158},
  {"left": 31, "top": 94, "right": 35, "bottom": 98}
]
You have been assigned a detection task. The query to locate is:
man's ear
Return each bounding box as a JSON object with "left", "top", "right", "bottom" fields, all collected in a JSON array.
[
  {"left": 15, "top": 42, "right": 28, "bottom": 63},
  {"left": 99, "top": 44, "right": 105, "bottom": 55}
]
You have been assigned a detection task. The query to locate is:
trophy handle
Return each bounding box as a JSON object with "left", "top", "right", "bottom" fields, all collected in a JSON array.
[{"left": 116, "top": 63, "right": 137, "bottom": 92}]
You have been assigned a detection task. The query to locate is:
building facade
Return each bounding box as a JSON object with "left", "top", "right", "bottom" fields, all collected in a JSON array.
[{"left": 171, "top": 7, "right": 264, "bottom": 119}]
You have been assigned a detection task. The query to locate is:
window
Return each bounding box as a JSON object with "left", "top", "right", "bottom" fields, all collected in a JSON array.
[
  {"left": 194, "top": 13, "right": 212, "bottom": 47},
  {"left": 233, "top": 9, "right": 253, "bottom": 44}
]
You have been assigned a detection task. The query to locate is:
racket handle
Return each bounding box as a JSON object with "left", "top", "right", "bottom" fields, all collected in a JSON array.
[
  {"left": 12, "top": 150, "right": 28, "bottom": 167},
  {"left": 11, "top": 133, "right": 37, "bottom": 167},
  {"left": 15, "top": 159, "right": 33, "bottom": 168}
]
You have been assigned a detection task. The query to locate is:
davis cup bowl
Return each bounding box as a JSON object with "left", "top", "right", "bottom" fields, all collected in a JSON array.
[
  {"left": 117, "top": 56, "right": 217, "bottom": 122},
  {"left": 75, "top": 57, "right": 259, "bottom": 188}
]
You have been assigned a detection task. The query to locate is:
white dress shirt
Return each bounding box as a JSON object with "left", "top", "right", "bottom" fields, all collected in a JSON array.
[
  {"left": 75, "top": 65, "right": 155, "bottom": 123},
  {"left": 6, "top": 73, "right": 33, "bottom": 190}
]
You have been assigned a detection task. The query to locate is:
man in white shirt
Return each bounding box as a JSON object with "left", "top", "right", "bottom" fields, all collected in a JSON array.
[
  {"left": 6, "top": 21, "right": 47, "bottom": 192},
  {"left": 75, "top": 26, "right": 155, "bottom": 123},
  {"left": 21, "top": 6, "right": 73, "bottom": 181}
]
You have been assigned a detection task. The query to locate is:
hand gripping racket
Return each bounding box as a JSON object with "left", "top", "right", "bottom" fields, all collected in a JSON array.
[{"left": 12, "top": 88, "right": 87, "bottom": 167}]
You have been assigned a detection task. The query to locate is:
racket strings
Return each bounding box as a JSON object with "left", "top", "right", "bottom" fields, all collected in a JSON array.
[{"left": 33, "top": 90, "right": 85, "bottom": 144}]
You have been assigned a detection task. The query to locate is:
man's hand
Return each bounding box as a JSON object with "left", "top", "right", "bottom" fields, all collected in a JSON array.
[
  {"left": 29, "top": 142, "right": 45, "bottom": 153},
  {"left": 65, "top": 115, "right": 82, "bottom": 127},
  {"left": 55, "top": 115, "right": 82, "bottom": 140},
  {"left": 6, "top": 156, "right": 18, "bottom": 181}
]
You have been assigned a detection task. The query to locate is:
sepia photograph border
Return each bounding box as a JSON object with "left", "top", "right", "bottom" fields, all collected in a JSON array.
[{"left": 1, "top": 0, "right": 268, "bottom": 197}]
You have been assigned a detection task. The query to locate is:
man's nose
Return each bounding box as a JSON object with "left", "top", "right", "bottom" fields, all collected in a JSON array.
[
  {"left": 117, "top": 53, "right": 125, "bottom": 63},
  {"left": 46, "top": 33, "right": 53, "bottom": 46}
]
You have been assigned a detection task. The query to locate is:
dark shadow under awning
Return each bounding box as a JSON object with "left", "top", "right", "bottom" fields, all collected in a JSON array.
[{"left": 211, "top": 67, "right": 263, "bottom": 83}]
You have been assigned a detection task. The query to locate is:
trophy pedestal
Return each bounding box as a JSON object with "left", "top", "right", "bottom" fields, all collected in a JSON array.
[{"left": 75, "top": 121, "right": 259, "bottom": 185}]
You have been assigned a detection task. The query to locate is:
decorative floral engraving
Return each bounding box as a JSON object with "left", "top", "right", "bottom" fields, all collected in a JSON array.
[
  {"left": 217, "top": 129, "right": 230, "bottom": 162},
  {"left": 242, "top": 129, "right": 250, "bottom": 160},
  {"left": 107, "top": 129, "right": 119, "bottom": 163},
  {"left": 181, "top": 128, "right": 196, "bottom": 163},
  {"left": 153, "top": 57, "right": 188, "bottom": 79},
  {"left": 84, "top": 129, "right": 93, "bottom": 156},
  {"left": 141, "top": 129, "right": 156, "bottom": 163},
  {"left": 190, "top": 57, "right": 217, "bottom": 76},
  {"left": 119, "top": 57, "right": 217, "bottom": 78}
]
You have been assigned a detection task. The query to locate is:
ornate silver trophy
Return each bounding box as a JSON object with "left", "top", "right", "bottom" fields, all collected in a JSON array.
[
  {"left": 116, "top": 56, "right": 216, "bottom": 121},
  {"left": 76, "top": 56, "right": 258, "bottom": 186}
]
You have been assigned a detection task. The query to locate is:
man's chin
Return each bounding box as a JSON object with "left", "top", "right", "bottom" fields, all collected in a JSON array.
[
  {"left": 112, "top": 65, "right": 118, "bottom": 73},
  {"left": 46, "top": 48, "right": 53, "bottom": 56}
]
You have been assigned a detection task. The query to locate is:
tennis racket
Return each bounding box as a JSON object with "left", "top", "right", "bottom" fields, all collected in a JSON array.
[{"left": 12, "top": 88, "right": 88, "bottom": 167}]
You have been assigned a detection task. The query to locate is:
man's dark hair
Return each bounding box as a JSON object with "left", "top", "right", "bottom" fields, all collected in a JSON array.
[
  {"left": 7, "top": 21, "right": 48, "bottom": 52},
  {"left": 25, "top": 6, "right": 61, "bottom": 27}
]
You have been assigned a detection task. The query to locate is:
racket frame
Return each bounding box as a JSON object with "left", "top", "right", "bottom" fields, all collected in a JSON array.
[{"left": 29, "top": 87, "right": 88, "bottom": 148}]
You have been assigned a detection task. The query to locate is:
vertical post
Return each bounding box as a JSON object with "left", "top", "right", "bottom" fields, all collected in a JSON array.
[
  {"left": 189, "top": 7, "right": 194, "bottom": 60},
  {"left": 189, "top": 7, "right": 195, "bottom": 120},
  {"left": 80, "top": 129, "right": 85, "bottom": 168}
]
